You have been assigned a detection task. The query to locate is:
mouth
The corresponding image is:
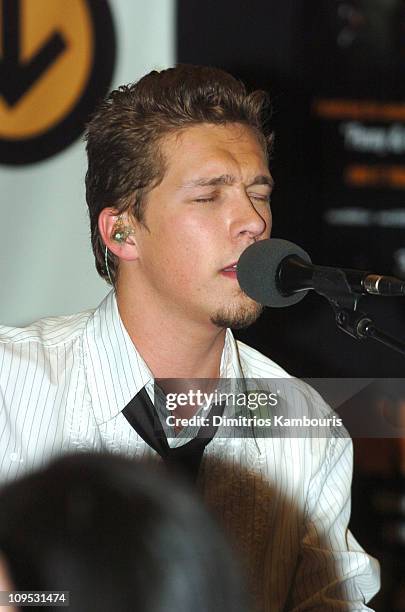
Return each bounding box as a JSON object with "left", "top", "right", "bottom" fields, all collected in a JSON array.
[
  {"left": 220, "top": 262, "right": 238, "bottom": 279},
  {"left": 221, "top": 262, "right": 238, "bottom": 273}
]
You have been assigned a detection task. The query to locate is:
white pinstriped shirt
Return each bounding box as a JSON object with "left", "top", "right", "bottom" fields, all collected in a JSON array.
[{"left": 0, "top": 291, "right": 379, "bottom": 611}]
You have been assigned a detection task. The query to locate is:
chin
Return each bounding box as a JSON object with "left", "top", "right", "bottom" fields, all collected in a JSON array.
[{"left": 210, "top": 298, "right": 264, "bottom": 330}]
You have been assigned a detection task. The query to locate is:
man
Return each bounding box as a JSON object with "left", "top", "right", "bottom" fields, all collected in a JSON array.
[{"left": 0, "top": 65, "right": 379, "bottom": 610}]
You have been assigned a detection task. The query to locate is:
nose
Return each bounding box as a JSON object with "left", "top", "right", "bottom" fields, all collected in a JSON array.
[{"left": 229, "top": 193, "right": 270, "bottom": 241}]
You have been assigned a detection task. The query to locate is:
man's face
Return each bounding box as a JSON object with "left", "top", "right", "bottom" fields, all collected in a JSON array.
[{"left": 131, "top": 122, "right": 273, "bottom": 329}]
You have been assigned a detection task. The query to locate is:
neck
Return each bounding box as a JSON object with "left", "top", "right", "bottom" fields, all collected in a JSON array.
[{"left": 116, "top": 284, "right": 226, "bottom": 380}]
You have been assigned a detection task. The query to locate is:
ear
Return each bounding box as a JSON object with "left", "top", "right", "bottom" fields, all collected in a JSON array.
[{"left": 98, "top": 207, "right": 139, "bottom": 262}]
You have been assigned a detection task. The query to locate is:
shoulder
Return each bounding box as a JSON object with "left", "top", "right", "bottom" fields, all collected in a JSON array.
[
  {"left": 236, "top": 339, "right": 290, "bottom": 378},
  {"left": 236, "top": 339, "right": 342, "bottom": 423},
  {"left": 0, "top": 309, "right": 95, "bottom": 349}
]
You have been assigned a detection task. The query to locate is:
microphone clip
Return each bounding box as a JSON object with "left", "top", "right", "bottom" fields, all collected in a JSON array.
[{"left": 325, "top": 288, "right": 405, "bottom": 358}]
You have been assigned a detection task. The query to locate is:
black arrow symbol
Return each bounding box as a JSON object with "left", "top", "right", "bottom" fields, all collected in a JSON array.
[{"left": 0, "top": 0, "right": 67, "bottom": 107}]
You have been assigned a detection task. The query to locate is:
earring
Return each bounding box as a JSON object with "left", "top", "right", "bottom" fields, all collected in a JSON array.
[{"left": 111, "top": 215, "right": 134, "bottom": 243}]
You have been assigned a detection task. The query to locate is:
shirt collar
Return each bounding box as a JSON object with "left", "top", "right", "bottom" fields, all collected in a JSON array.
[
  {"left": 84, "top": 290, "right": 245, "bottom": 424},
  {"left": 221, "top": 328, "right": 245, "bottom": 379}
]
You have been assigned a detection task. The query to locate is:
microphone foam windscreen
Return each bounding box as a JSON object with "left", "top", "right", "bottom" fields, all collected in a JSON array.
[{"left": 237, "top": 238, "right": 311, "bottom": 307}]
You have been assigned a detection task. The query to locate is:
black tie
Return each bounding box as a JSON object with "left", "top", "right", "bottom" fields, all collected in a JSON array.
[{"left": 122, "top": 386, "right": 224, "bottom": 482}]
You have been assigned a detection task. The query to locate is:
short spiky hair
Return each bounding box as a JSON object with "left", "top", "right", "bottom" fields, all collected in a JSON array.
[{"left": 85, "top": 64, "right": 273, "bottom": 284}]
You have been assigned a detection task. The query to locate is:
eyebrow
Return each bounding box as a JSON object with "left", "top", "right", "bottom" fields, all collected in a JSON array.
[{"left": 180, "top": 174, "right": 274, "bottom": 190}]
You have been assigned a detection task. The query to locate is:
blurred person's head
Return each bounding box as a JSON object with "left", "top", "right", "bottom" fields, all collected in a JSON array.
[{"left": 0, "top": 453, "right": 248, "bottom": 612}]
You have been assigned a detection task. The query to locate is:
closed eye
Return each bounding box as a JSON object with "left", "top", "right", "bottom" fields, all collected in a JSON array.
[
  {"left": 250, "top": 195, "right": 271, "bottom": 203},
  {"left": 193, "top": 193, "right": 270, "bottom": 204}
]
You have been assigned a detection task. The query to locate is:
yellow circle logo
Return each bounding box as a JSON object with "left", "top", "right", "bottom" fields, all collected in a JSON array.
[{"left": 0, "top": 0, "right": 115, "bottom": 164}]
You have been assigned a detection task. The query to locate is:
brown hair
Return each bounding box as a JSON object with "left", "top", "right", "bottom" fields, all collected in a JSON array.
[{"left": 85, "top": 64, "right": 273, "bottom": 284}]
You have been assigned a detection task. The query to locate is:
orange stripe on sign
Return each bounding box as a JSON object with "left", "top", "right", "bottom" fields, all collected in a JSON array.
[
  {"left": 345, "top": 165, "right": 405, "bottom": 189},
  {"left": 313, "top": 99, "right": 405, "bottom": 122}
]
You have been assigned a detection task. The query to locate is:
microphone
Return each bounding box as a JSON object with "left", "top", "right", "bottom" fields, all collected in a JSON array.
[{"left": 237, "top": 239, "right": 405, "bottom": 308}]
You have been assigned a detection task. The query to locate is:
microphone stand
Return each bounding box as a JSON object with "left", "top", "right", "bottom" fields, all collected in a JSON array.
[{"left": 311, "top": 267, "right": 405, "bottom": 358}]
